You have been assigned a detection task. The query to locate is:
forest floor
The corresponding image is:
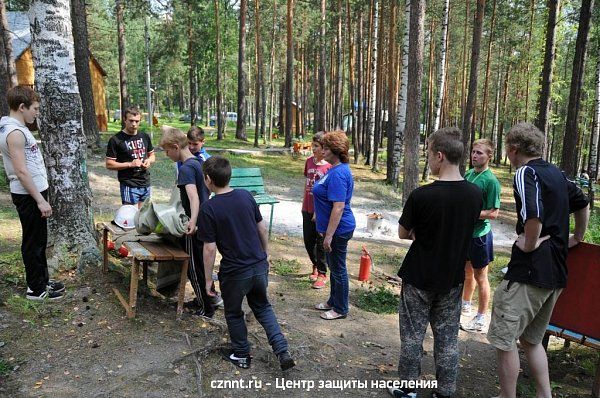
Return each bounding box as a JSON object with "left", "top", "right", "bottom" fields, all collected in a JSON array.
[{"left": 0, "top": 149, "right": 597, "bottom": 397}]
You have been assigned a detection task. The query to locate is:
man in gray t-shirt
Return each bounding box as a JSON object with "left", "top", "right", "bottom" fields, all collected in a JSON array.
[{"left": 0, "top": 86, "right": 64, "bottom": 300}]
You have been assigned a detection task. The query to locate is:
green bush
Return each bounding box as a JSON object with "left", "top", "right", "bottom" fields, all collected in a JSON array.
[
  {"left": 584, "top": 210, "right": 600, "bottom": 245},
  {"left": 355, "top": 285, "right": 399, "bottom": 314}
]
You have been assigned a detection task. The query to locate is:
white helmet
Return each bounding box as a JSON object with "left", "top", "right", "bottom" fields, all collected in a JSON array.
[{"left": 114, "top": 205, "right": 138, "bottom": 230}]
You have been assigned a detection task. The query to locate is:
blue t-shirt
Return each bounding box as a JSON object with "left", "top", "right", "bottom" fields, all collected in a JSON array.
[
  {"left": 197, "top": 189, "right": 268, "bottom": 280},
  {"left": 177, "top": 157, "right": 209, "bottom": 226},
  {"left": 312, "top": 163, "right": 356, "bottom": 235}
]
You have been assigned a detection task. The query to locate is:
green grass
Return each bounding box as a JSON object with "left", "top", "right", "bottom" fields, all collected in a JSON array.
[
  {"left": 271, "top": 258, "right": 302, "bottom": 275},
  {"left": 0, "top": 251, "right": 24, "bottom": 288},
  {"left": 355, "top": 285, "right": 399, "bottom": 314},
  {"left": 583, "top": 209, "right": 600, "bottom": 245},
  {"left": 0, "top": 359, "right": 11, "bottom": 377}
]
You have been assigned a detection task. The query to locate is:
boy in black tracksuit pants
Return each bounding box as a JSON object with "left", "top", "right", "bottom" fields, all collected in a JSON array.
[{"left": 160, "top": 128, "right": 215, "bottom": 317}]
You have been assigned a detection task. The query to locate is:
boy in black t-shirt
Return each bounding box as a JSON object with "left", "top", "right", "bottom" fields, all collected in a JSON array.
[
  {"left": 160, "top": 127, "right": 216, "bottom": 318},
  {"left": 488, "top": 123, "right": 589, "bottom": 398},
  {"left": 198, "top": 156, "right": 295, "bottom": 371},
  {"left": 389, "top": 128, "right": 483, "bottom": 398},
  {"left": 106, "top": 107, "right": 155, "bottom": 207}
]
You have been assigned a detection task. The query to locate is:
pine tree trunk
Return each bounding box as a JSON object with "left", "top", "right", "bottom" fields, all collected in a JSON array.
[
  {"left": 402, "top": 0, "right": 424, "bottom": 203},
  {"left": 491, "top": 56, "right": 502, "bottom": 146},
  {"left": 116, "top": 0, "right": 129, "bottom": 123},
  {"left": 588, "top": 51, "right": 600, "bottom": 181},
  {"left": 561, "top": 0, "right": 594, "bottom": 177},
  {"left": 421, "top": 20, "right": 436, "bottom": 182},
  {"left": 461, "top": 0, "right": 485, "bottom": 174},
  {"left": 496, "top": 62, "right": 511, "bottom": 166},
  {"left": 524, "top": 0, "right": 535, "bottom": 121},
  {"left": 391, "top": 0, "right": 410, "bottom": 189},
  {"left": 370, "top": 0, "right": 382, "bottom": 171},
  {"left": 1, "top": 0, "right": 18, "bottom": 87},
  {"left": 478, "top": 0, "right": 496, "bottom": 137},
  {"left": 317, "top": 0, "right": 327, "bottom": 132},
  {"left": 433, "top": 0, "right": 449, "bottom": 133},
  {"left": 214, "top": 0, "right": 224, "bottom": 140},
  {"left": 333, "top": 0, "right": 343, "bottom": 130},
  {"left": 267, "top": 0, "right": 277, "bottom": 142},
  {"left": 346, "top": 0, "right": 357, "bottom": 162},
  {"left": 29, "top": 0, "right": 99, "bottom": 269},
  {"left": 0, "top": 21, "right": 9, "bottom": 115},
  {"left": 355, "top": 11, "right": 363, "bottom": 161},
  {"left": 535, "top": 0, "right": 559, "bottom": 158},
  {"left": 460, "top": 0, "right": 469, "bottom": 123},
  {"left": 236, "top": 0, "right": 248, "bottom": 140},
  {"left": 254, "top": 0, "right": 262, "bottom": 147},
  {"left": 284, "top": 0, "right": 294, "bottom": 147}
]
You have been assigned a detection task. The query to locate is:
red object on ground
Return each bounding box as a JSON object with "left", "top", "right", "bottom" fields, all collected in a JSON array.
[
  {"left": 106, "top": 240, "right": 115, "bottom": 251},
  {"left": 118, "top": 245, "right": 129, "bottom": 258},
  {"left": 358, "top": 246, "right": 372, "bottom": 282},
  {"left": 549, "top": 242, "right": 600, "bottom": 340}
]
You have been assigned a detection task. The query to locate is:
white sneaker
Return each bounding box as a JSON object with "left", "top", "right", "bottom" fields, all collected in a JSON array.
[
  {"left": 461, "top": 316, "right": 486, "bottom": 332},
  {"left": 461, "top": 303, "right": 472, "bottom": 316}
]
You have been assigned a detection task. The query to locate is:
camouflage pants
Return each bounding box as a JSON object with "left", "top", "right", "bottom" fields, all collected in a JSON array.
[{"left": 398, "top": 283, "right": 462, "bottom": 396}]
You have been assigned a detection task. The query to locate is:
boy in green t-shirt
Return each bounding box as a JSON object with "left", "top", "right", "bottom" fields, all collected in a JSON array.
[{"left": 461, "top": 139, "right": 501, "bottom": 332}]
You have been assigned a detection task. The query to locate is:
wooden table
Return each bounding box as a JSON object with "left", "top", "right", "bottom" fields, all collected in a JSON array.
[{"left": 98, "top": 222, "right": 190, "bottom": 319}]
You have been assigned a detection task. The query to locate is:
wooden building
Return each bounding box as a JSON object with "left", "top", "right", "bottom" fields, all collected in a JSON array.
[{"left": 7, "top": 12, "right": 108, "bottom": 131}]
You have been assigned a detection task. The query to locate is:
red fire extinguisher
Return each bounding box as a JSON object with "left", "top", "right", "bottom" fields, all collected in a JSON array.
[{"left": 358, "top": 246, "right": 372, "bottom": 281}]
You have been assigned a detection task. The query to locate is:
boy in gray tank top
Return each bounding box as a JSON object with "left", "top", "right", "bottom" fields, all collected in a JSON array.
[{"left": 0, "top": 86, "right": 64, "bottom": 300}]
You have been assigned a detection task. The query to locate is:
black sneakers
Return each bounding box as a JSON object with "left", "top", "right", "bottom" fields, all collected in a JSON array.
[
  {"left": 48, "top": 280, "right": 65, "bottom": 293},
  {"left": 221, "top": 348, "right": 251, "bottom": 369},
  {"left": 26, "top": 289, "right": 64, "bottom": 301},
  {"left": 278, "top": 351, "right": 296, "bottom": 371}
]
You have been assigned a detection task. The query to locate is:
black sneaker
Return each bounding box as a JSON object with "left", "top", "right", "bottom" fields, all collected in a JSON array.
[
  {"left": 278, "top": 351, "right": 295, "bottom": 371},
  {"left": 48, "top": 280, "right": 65, "bottom": 293},
  {"left": 220, "top": 348, "right": 251, "bottom": 369},
  {"left": 26, "top": 289, "right": 64, "bottom": 301},
  {"left": 388, "top": 387, "right": 417, "bottom": 398}
]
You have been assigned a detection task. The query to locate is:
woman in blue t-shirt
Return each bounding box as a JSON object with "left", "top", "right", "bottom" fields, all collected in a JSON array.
[{"left": 312, "top": 131, "right": 356, "bottom": 320}]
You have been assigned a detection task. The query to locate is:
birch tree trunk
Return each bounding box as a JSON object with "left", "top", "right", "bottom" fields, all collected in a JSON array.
[
  {"left": 115, "top": 0, "right": 129, "bottom": 122},
  {"left": 561, "top": 0, "right": 594, "bottom": 177},
  {"left": 391, "top": 0, "right": 410, "bottom": 189},
  {"left": 461, "top": 0, "right": 485, "bottom": 173},
  {"left": 29, "top": 0, "right": 99, "bottom": 269},
  {"left": 535, "top": 0, "right": 559, "bottom": 158},
  {"left": 402, "top": 0, "right": 424, "bottom": 203},
  {"left": 366, "top": 0, "right": 379, "bottom": 167},
  {"left": 1, "top": 0, "right": 18, "bottom": 87},
  {"left": 214, "top": 0, "right": 224, "bottom": 140},
  {"left": 236, "top": 0, "right": 248, "bottom": 140}
]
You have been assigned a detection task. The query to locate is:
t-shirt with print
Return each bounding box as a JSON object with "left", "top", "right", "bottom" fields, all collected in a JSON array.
[
  {"left": 302, "top": 156, "right": 331, "bottom": 213},
  {"left": 106, "top": 131, "right": 154, "bottom": 187},
  {"left": 398, "top": 180, "right": 483, "bottom": 293},
  {"left": 312, "top": 163, "right": 355, "bottom": 235},
  {"left": 464, "top": 168, "right": 501, "bottom": 238},
  {"left": 177, "top": 157, "right": 209, "bottom": 226},
  {"left": 505, "top": 158, "right": 588, "bottom": 289},
  {"left": 197, "top": 189, "right": 268, "bottom": 280}
]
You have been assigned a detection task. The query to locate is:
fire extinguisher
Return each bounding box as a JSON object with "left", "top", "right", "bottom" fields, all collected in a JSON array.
[{"left": 358, "top": 246, "right": 372, "bottom": 281}]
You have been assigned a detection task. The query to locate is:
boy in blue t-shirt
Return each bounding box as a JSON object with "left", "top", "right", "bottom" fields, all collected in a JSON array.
[
  {"left": 198, "top": 156, "right": 295, "bottom": 371},
  {"left": 160, "top": 127, "right": 217, "bottom": 318},
  {"left": 176, "top": 126, "right": 211, "bottom": 173}
]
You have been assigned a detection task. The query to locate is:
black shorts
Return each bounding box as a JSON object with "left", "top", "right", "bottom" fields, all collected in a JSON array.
[{"left": 467, "top": 230, "right": 494, "bottom": 269}]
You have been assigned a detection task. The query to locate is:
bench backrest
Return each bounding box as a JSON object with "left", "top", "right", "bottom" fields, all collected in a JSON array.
[
  {"left": 230, "top": 168, "right": 267, "bottom": 195},
  {"left": 550, "top": 242, "right": 600, "bottom": 340}
]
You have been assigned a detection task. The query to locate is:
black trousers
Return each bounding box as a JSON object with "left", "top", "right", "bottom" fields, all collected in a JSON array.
[
  {"left": 301, "top": 211, "right": 327, "bottom": 274},
  {"left": 11, "top": 190, "right": 49, "bottom": 294},
  {"left": 180, "top": 234, "right": 215, "bottom": 317}
]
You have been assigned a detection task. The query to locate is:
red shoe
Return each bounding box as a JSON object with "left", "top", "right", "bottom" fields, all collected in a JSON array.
[
  {"left": 312, "top": 274, "right": 328, "bottom": 289},
  {"left": 309, "top": 266, "right": 319, "bottom": 282}
]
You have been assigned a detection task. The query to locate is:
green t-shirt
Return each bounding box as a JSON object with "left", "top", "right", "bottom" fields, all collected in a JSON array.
[{"left": 464, "top": 168, "right": 501, "bottom": 237}]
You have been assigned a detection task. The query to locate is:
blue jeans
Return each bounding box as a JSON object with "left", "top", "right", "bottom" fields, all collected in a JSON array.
[
  {"left": 326, "top": 232, "right": 353, "bottom": 315},
  {"left": 220, "top": 271, "right": 288, "bottom": 356}
]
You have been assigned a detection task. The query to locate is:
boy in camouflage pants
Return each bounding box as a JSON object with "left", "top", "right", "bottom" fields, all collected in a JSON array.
[{"left": 390, "top": 128, "right": 483, "bottom": 398}]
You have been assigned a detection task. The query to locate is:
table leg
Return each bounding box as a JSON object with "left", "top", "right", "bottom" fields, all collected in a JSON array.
[
  {"left": 593, "top": 355, "right": 600, "bottom": 398},
  {"left": 102, "top": 228, "right": 108, "bottom": 273},
  {"left": 268, "top": 204, "right": 275, "bottom": 239},
  {"left": 176, "top": 259, "right": 189, "bottom": 320},
  {"left": 128, "top": 258, "right": 140, "bottom": 318},
  {"left": 142, "top": 261, "right": 149, "bottom": 288}
]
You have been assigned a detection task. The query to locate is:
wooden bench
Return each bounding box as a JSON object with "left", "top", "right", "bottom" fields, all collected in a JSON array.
[
  {"left": 541, "top": 242, "right": 600, "bottom": 397},
  {"left": 230, "top": 167, "right": 279, "bottom": 238},
  {"left": 98, "top": 222, "right": 189, "bottom": 319}
]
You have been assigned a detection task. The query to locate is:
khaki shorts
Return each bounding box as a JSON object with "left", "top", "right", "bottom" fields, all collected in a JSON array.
[{"left": 487, "top": 280, "right": 562, "bottom": 351}]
